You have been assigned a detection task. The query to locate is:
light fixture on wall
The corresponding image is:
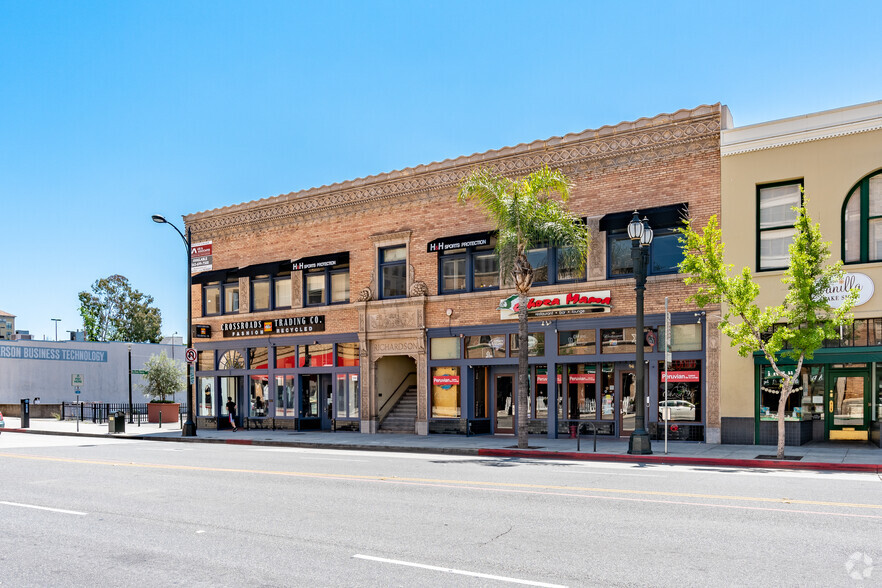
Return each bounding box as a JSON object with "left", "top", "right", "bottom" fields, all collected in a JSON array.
[{"left": 445, "top": 308, "right": 453, "bottom": 317}]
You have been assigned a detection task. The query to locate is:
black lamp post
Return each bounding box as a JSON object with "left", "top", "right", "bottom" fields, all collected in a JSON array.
[
  {"left": 627, "top": 211, "right": 653, "bottom": 455},
  {"left": 127, "top": 342, "right": 133, "bottom": 424},
  {"left": 152, "top": 214, "right": 197, "bottom": 437}
]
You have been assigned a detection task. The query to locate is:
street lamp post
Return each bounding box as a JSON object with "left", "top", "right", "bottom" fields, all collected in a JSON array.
[
  {"left": 152, "top": 214, "right": 197, "bottom": 437},
  {"left": 627, "top": 211, "right": 653, "bottom": 455},
  {"left": 127, "top": 343, "right": 133, "bottom": 424},
  {"left": 51, "top": 318, "right": 61, "bottom": 341}
]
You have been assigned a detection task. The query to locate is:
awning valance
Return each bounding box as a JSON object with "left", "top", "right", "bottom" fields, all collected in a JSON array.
[{"left": 599, "top": 203, "right": 689, "bottom": 233}]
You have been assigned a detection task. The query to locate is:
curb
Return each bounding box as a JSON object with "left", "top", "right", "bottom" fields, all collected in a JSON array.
[{"left": 2, "top": 427, "right": 879, "bottom": 473}]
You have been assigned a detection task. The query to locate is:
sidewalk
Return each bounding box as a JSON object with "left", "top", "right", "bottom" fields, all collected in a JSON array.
[{"left": 2, "top": 417, "right": 880, "bottom": 473}]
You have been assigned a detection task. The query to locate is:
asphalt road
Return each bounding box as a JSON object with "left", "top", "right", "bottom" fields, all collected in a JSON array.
[{"left": 0, "top": 433, "right": 879, "bottom": 587}]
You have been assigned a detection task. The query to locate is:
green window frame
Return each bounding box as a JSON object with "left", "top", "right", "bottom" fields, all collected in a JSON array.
[
  {"left": 756, "top": 180, "right": 803, "bottom": 271},
  {"left": 842, "top": 168, "right": 882, "bottom": 264}
]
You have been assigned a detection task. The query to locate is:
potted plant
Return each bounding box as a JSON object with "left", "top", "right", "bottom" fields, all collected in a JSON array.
[{"left": 141, "top": 351, "right": 186, "bottom": 424}]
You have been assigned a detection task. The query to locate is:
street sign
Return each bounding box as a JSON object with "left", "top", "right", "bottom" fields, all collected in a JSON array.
[
  {"left": 189, "top": 365, "right": 195, "bottom": 384},
  {"left": 185, "top": 348, "right": 197, "bottom": 363},
  {"left": 131, "top": 369, "right": 148, "bottom": 375},
  {"left": 72, "top": 374, "right": 84, "bottom": 386},
  {"left": 75, "top": 388, "right": 81, "bottom": 395}
]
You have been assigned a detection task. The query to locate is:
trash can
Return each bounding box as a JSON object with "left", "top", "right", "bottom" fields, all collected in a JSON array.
[
  {"left": 20, "top": 398, "right": 30, "bottom": 428},
  {"left": 108, "top": 410, "right": 126, "bottom": 434}
]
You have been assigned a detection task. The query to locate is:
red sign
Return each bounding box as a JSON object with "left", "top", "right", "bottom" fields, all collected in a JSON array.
[
  {"left": 568, "top": 373, "right": 596, "bottom": 384},
  {"left": 661, "top": 371, "right": 700, "bottom": 382},
  {"left": 191, "top": 243, "right": 212, "bottom": 257},
  {"left": 536, "top": 374, "right": 563, "bottom": 384},
  {"left": 433, "top": 375, "right": 460, "bottom": 386}
]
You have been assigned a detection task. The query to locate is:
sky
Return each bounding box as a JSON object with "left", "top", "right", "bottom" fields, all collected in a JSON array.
[{"left": 2, "top": 0, "right": 882, "bottom": 342}]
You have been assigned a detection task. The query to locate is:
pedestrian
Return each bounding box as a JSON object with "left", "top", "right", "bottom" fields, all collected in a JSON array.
[{"left": 226, "top": 396, "right": 238, "bottom": 431}]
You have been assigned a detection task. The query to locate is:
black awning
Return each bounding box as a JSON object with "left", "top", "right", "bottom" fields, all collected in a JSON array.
[
  {"left": 292, "top": 251, "right": 349, "bottom": 271},
  {"left": 598, "top": 203, "right": 689, "bottom": 233},
  {"left": 427, "top": 231, "right": 494, "bottom": 253},
  {"left": 191, "top": 268, "right": 236, "bottom": 284}
]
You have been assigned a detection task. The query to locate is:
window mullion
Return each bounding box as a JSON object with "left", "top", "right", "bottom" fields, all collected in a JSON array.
[{"left": 861, "top": 179, "right": 869, "bottom": 263}]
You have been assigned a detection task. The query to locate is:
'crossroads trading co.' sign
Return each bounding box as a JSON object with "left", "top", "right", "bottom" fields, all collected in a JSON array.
[
  {"left": 499, "top": 290, "right": 611, "bottom": 320},
  {"left": 222, "top": 315, "right": 325, "bottom": 338}
]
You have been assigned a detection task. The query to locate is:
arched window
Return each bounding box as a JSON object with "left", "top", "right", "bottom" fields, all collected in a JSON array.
[
  {"left": 843, "top": 168, "right": 882, "bottom": 264},
  {"left": 218, "top": 350, "right": 245, "bottom": 370}
]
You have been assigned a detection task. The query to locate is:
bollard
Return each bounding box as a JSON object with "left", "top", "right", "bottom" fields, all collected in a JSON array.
[
  {"left": 180, "top": 411, "right": 183, "bottom": 428},
  {"left": 159, "top": 410, "right": 162, "bottom": 428}
]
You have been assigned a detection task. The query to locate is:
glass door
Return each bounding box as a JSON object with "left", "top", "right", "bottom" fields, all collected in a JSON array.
[
  {"left": 319, "top": 374, "right": 333, "bottom": 430},
  {"left": 828, "top": 371, "right": 870, "bottom": 441},
  {"left": 494, "top": 373, "right": 515, "bottom": 434},
  {"left": 620, "top": 371, "right": 636, "bottom": 435},
  {"left": 219, "top": 376, "right": 242, "bottom": 430}
]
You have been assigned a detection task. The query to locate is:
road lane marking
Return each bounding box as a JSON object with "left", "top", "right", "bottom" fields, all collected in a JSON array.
[
  {"left": 1, "top": 451, "right": 879, "bottom": 513},
  {"left": 0, "top": 500, "right": 87, "bottom": 516},
  {"left": 353, "top": 554, "right": 567, "bottom": 587}
]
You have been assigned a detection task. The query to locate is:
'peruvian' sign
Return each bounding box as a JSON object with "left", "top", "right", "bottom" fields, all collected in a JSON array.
[
  {"left": 191, "top": 241, "right": 213, "bottom": 274},
  {"left": 432, "top": 375, "right": 460, "bottom": 386},
  {"left": 824, "top": 272, "right": 874, "bottom": 308},
  {"left": 536, "top": 373, "right": 562, "bottom": 385},
  {"left": 660, "top": 371, "right": 700, "bottom": 383},
  {"left": 499, "top": 290, "right": 611, "bottom": 320},
  {"left": 222, "top": 315, "right": 325, "bottom": 338},
  {"left": 568, "top": 373, "right": 596, "bottom": 384}
]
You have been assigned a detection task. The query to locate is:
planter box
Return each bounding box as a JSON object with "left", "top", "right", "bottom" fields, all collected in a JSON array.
[{"left": 147, "top": 403, "right": 180, "bottom": 424}]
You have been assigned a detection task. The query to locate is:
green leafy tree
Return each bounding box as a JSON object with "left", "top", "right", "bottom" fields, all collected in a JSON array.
[
  {"left": 458, "top": 166, "right": 589, "bottom": 449},
  {"left": 140, "top": 351, "right": 186, "bottom": 403},
  {"left": 78, "top": 275, "right": 162, "bottom": 343},
  {"left": 679, "top": 201, "right": 856, "bottom": 458}
]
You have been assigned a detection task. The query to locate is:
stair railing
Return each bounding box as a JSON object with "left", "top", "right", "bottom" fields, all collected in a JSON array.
[{"left": 378, "top": 371, "right": 417, "bottom": 423}]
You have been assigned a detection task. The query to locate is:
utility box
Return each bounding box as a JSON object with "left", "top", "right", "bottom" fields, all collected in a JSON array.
[{"left": 20, "top": 398, "right": 30, "bottom": 428}]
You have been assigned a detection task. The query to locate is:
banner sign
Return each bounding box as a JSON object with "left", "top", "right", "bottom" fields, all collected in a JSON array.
[
  {"left": 292, "top": 252, "right": 349, "bottom": 271},
  {"left": 427, "top": 231, "right": 493, "bottom": 253},
  {"left": 191, "top": 241, "right": 213, "bottom": 274},
  {"left": 432, "top": 375, "right": 460, "bottom": 386},
  {"left": 500, "top": 290, "right": 611, "bottom": 320},
  {"left": 824, "top": 272, "right": 874, "bottom": 308},
  {"left": 222, "top": 315, "right": 325, "bottom": 338},
  {"left": 660, "top": 371, "right": 700, "bottom": 382},
  {"left": 0, "top": 345, "right": 107, "bottom": 363}
]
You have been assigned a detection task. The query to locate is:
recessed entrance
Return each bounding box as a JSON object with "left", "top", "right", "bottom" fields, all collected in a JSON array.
[{"left": 828, "top": 370, "right": 870, "bottom": 441}]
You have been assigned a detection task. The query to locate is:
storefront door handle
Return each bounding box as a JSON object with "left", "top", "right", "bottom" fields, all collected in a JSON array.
[{"left": 829, "top": 400, "right": 833, "bottom": 412}]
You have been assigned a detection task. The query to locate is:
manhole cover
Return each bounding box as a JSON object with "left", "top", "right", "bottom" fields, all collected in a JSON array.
[{"left": 755, "top": 455, "right": 803, "bottom": 461}]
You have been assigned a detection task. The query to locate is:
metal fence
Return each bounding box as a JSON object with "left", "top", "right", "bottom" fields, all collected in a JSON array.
[{"left": 61, "top": 402, "right": 188, "bottom": 424}]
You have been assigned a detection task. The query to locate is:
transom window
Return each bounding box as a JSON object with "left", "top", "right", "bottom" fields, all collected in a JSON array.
[
  {"left": 379, "top": 245, "right": 407, "bottom": 299},
  {"left": 757, "top": 180, "right": 802, "bottom": 271},
  {"left": 843, "top": 169, "right": 882, "bottom": 264}
]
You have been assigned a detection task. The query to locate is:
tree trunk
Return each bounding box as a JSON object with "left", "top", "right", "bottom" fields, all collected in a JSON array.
[
  {"left": 517, "top": 291, "right": 529, "bottom": 449},
  {"left": 776, "top": 382, "right": 793, "bottom": 459}
]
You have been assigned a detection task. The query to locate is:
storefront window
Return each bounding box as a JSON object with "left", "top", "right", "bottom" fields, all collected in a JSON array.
[
  {"left": 218, "top": 350, "right": 245, "bottom": 370},
  {"left": 799, "top": 366, "right": 824, "bottom": 420},
  {"left": 876, "top": 363, "right": 882, "bottom": 420},
  {"left": 534, "top": 365, "right": 563, "bottom": 418},
  {"left": 431, "top": 337, "right": 460, "bottom": 360},
  {"left": 275, "top": 346, "right": 297, "bottom": 369},
  {"left": 559, "top": 329, "right": 596, "bottom": 356},
  {"left": 658, "top": 324, "right": 702, "bottom": 352},
  {"left": 465, "top": 335, "right": 506, "bottom": 359},
  {"left": 249, "top": 347, "right": 268, "bottom": 369},
  {"left": 249, "top": 375, "right": 269, "bottom": 417},
  {"left": 275, "top": 375, "right": 295, "bottom": 417},
  {"left": 659, "top": 360, "right": 702, "bottom": 422},
  {"left": 431, "top": 367, "right": 461, "bottom": 418},
  {"left": 197, "top": 350, "right": 215, "bottom": 372},
  {"left": 600, "top": 328, "right": 653, "bottom": 354},
  {"left": 198, "top": 377, "right": 214, "bottom": 416},
  {"left": 510, "top": 332, "right": 545, "bottom": 356},
  {"left": 600, "top": 364, "right": 615, "bottom": 420},
  {"left": 335, "top": 374, "right": 359, "bottom": 418},
  {"left": 336, "top": 342, "right": 360, "bottom": 367},
  {"left": 564, "top": 364, "right": 597, "bottom": 421},
  {"left": 759, "top": 364, "right": 803, "bottom": 421},
  {"left": 298, "top": 343, "right": 333, "bottom": 367}
]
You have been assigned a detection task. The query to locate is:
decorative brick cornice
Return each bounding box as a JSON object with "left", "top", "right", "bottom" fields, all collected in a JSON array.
[{"left": 185, "top": 104, "right": 722, "bottom": 238}]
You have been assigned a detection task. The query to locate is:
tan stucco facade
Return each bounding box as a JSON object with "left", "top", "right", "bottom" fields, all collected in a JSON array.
[{"left": 720, "top": 102, "right": 882, "bottom": 424}]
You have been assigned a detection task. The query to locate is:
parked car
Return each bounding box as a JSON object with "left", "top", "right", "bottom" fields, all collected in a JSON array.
[
  {"left": 659, "top": 400, "right": 696, "bottom": 421},
  {"left": 0, "top": 410, "right": 5, "bottom": 433}
]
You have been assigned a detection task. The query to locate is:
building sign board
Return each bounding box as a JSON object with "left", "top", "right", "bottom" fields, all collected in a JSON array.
[
  {"left": 427, "top": 231, "right": 493, "bottom": 253},
  {"left": 0, "top": 345, "right": 107, "bottom": 363},
  {"left": 660, "top": 371, "right": 700, "bottom": 382},
  {"left": 499, "top": 290, "right": 611, "bottom": 320},
  {"left": 568, "top": 373, "right": 596, "bottom": 384},
  {"left": 191, "top": 241, "right": 213, "bottom": 274},
  {"left": 193, "top": 324, "right": 211, "bottom": 338},
  {"left": 222, "top": 315, "right": 325, "bottom": 338},
  {"left": 824, "top": 272, "right": 874, "bottom": 308},
  {"left": 292, "top": 252, "right": 349, "bottom": 271}
]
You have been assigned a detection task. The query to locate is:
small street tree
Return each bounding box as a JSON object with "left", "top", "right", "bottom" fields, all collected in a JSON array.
[
  {"left": 458, "top": 166, "right": 589, "bottom": 449},
  {"left": 140, "top": 351, "right": 186, "bottom": 403},
  {"left": 679, "top": 201, "right": 856, "bottom": 458},
  {"left": 78, "top": 274, "right": 162, "bottom": 343}
]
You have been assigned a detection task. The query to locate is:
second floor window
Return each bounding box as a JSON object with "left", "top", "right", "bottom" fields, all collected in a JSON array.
[
  {"left": 843, "top": 168, "right": 882, "bottom": 264},
  {"left": 251, "top": 271, "right": 292, "bottom": 311},
  {"left": 757, "top": 180, "right": 802, "bottom": 271},
  {"left": 380, "top": 245, "right": 407, "bottom": 299},
  {"left": 526, "top": 244, "right": 586, "bottom": 285},
  {"left": 440, "top": 240, "right": 499, "bottom": 294},
  {"left": 305, "top": 264, "right": 350, "bottom": 306},
  {"left": 223, "top": 279, "right": 240, "bottom": 313}
]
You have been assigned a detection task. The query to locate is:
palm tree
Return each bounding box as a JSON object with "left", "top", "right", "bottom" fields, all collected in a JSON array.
[{"left": 458, "top": 166, "right": 589, "bottom": 448}]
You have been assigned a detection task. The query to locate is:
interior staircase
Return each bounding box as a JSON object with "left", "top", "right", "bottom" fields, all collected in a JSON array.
[{"left": 378, "top": 386, "right": 417, "bottom": 434}]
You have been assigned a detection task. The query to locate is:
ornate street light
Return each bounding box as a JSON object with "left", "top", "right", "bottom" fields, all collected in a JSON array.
[
  {"left": 152, "top": 214, "right": 197, "bottom": 437},
  {"left": 628, "top": 211, "right": 653, "bottom": 455}
]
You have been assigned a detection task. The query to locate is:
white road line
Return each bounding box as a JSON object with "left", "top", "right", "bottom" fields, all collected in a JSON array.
[
  {"left": 353, "top": 554, "right": 567, "bottom": 587},
  {"left": 0, "top": 501, "right": 87, "bottom": 516}
]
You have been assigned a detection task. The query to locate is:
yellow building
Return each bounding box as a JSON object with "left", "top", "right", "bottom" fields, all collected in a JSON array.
[{"left": 720, "top": 101, "right": 882, "bottom": 447}]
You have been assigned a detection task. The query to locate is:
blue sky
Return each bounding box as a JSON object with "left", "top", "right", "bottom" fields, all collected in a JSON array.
[{"left": 2, "top": 0, "right": 881, "bottom": 341}]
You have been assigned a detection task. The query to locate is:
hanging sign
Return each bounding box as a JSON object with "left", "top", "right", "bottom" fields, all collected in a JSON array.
[
  {"left": 222, "top": 315, "right": 325, "bottom": 338},
  {"left": 191, "top": 241, "right": 213, "bottom": 274},
  {"left": 499, "top": 290, "right": 611, "bottom": 320},
  {"left": 660, "top": 371, "right": 700, "bottom": 383},
  {"left": 193, "top": 325, "right": 211, "bottom": 338},
  {"left": 824, "top": 272, "right": 874, "bottom": 308}
]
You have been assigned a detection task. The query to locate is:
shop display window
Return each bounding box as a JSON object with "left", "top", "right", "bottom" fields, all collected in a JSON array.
[
  {"left": 275, "top": 375, "right": 295, "bottom": 417},
  {"left": 659, "top": 360, "right": 702, "bottom": 422},
  {"left": 559, "top": 329, "right": 596, "bottom": 356},
  {"left": 431, "top": 367, "right": 461, "bottom": 418},
  {"left": 876, "top": 363, "right": 882, "bottom": 420},
  {"left": 337, "top": 342, "right": 360, "bottom": 367},
  {"left": 758, "top": 364, "right": 814, "bottom": 421},
  {"left": 275, "top": 346, "right": 297, "bottom": 369},
  {"left": 298, "top": 343, "right": 333, "bottom": 367},
  {"left": 510, "top": 332, "right": 545, "bottom": 357},
  {"left": 599, "top": 364, "right": 615, "bottom": 420},
  {"left": 431, "top": 337, "right": 460, "bottom": 360},
  {"left": 335, "top": 373, "right": 360, "bottom": 418},
  {"left": 249, "top": 375, "right": 269, "bottom": 417},
  {"left": 563, "top": 364, "right": 597, "bottom": 421},
  {"left": 533, "top": 365, "right": 562, "bottom": 419},
  {"left": 248, "top": 347, "right": 268, "bottom": 369},
  {"left": 198, "top": 377, "right": 214, "bottom": 416},
  {"left": 465, "top": 335, "right": 506, "bottom": 359},
  {"left": 600, "top": 328, "right": 653, "bottom": 354}
]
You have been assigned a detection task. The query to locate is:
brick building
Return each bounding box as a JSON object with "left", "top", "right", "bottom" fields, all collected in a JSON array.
[{"left": 185, "top": 104, "right": 725, "bottom": 442}]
